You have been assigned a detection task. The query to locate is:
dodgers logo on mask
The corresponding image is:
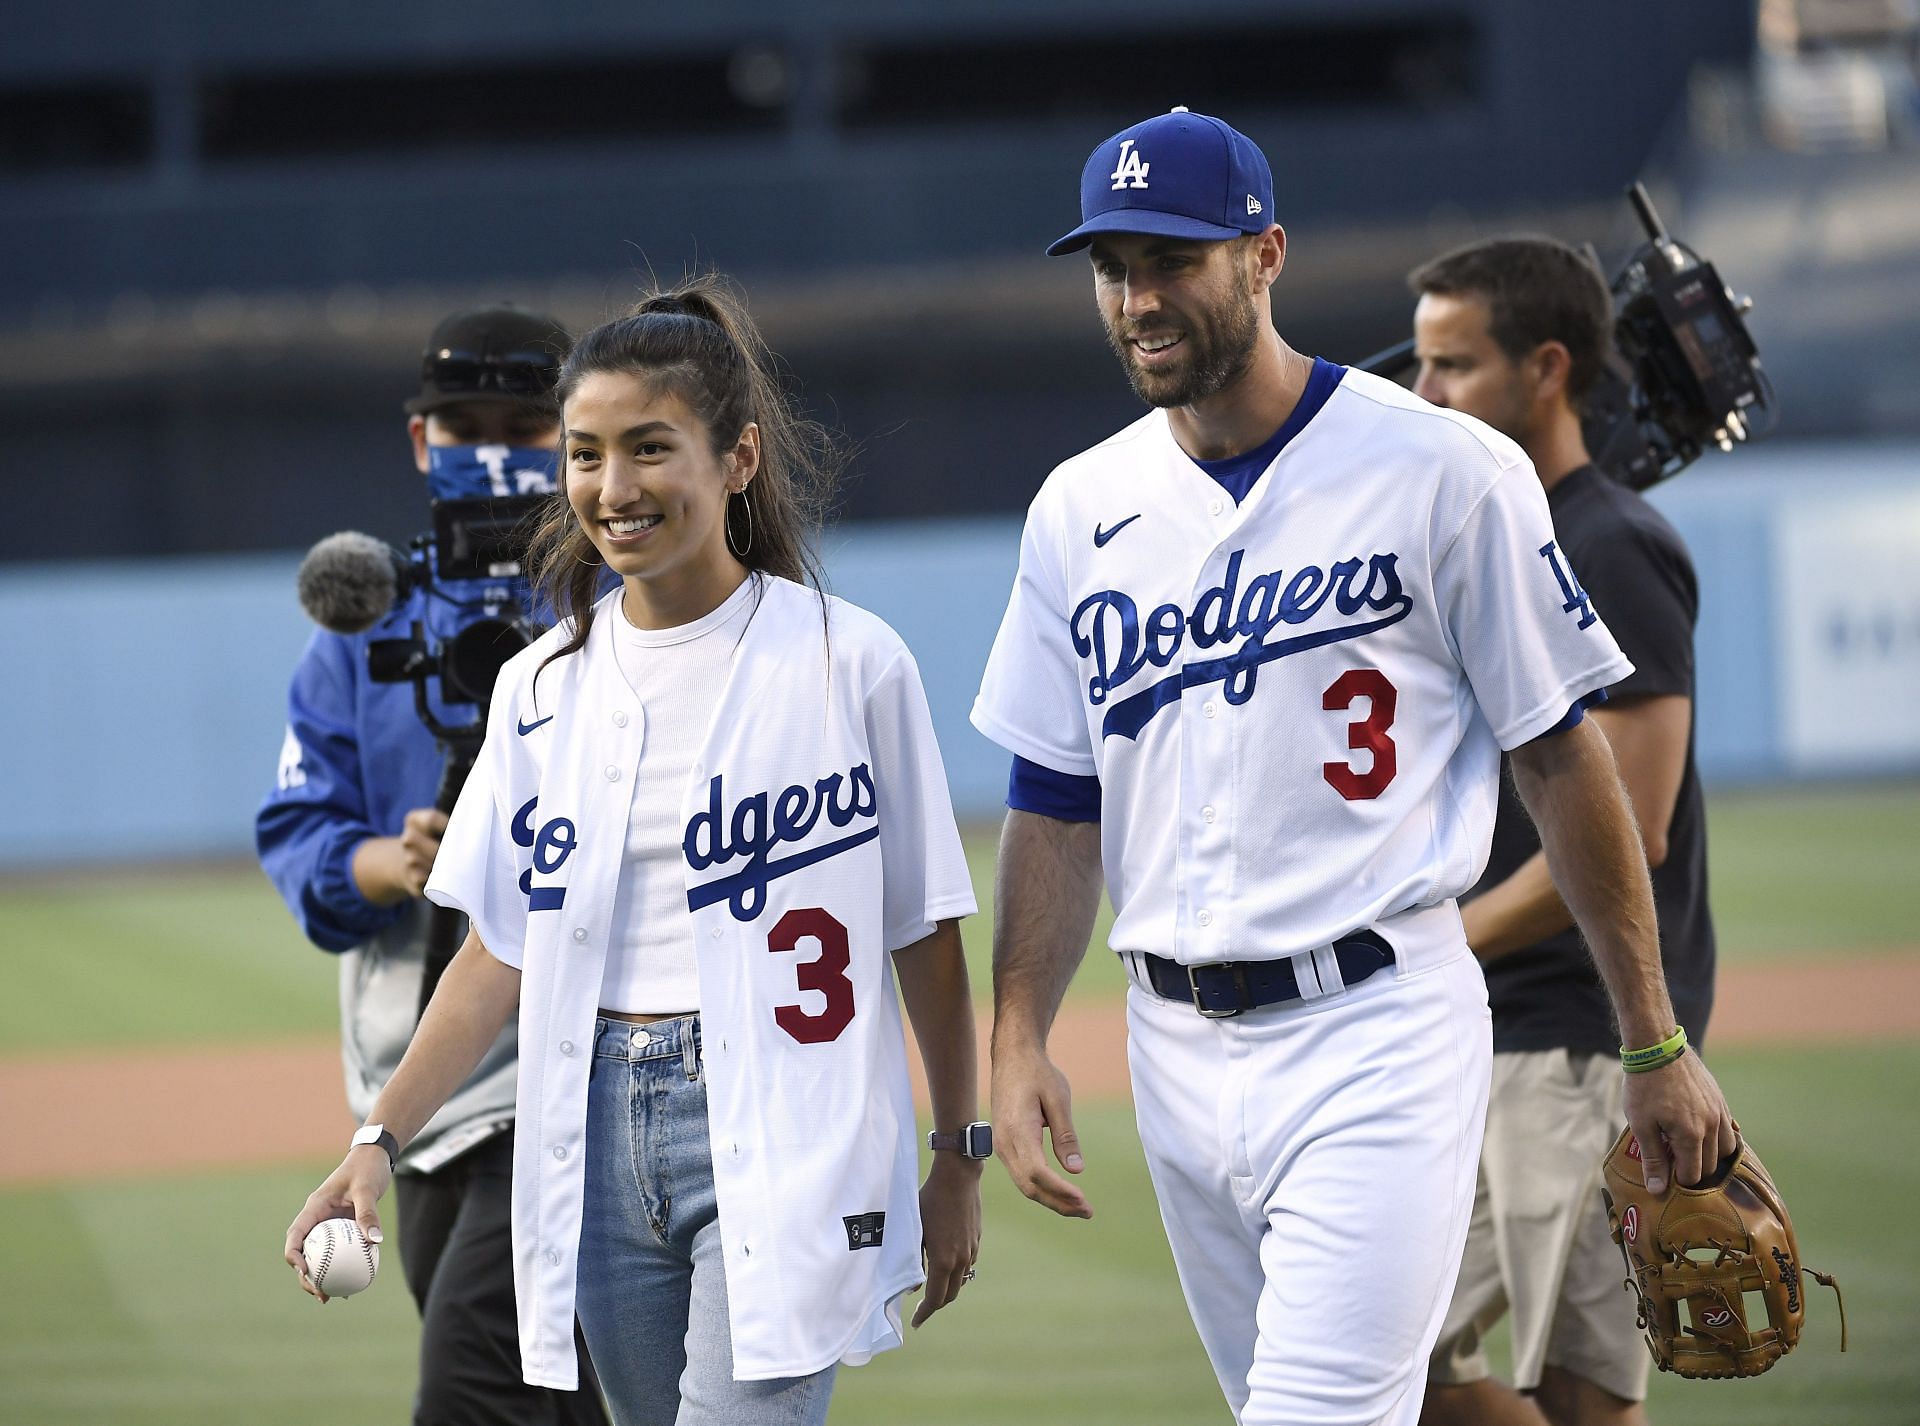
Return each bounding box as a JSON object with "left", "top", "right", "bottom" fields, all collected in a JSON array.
[
  {"left": 682, "top": 764, "right": 880, "bottom": 921},
  {"left": 427, "top": 443, "right": 560, "bottom": 503},
  {"left": 512, "top": 795, "right": 576, "bottom": 910},
  {"left": 1073, "top": 548, "right": 1414, "bottom": 740}
]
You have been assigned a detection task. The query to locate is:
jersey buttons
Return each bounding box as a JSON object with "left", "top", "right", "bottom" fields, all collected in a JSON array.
[
  {"left": 1202, "top": 700, "right": 1218, "bottom": 718},
  {"left": 612, "top": 710, "right": 629, "bottom": 727},
  {"left": 604, "top": 765, "right": 621, "bottom": 782},
  {"left": 1208, "top": 498, "right": 1224, "bottom": 516},
  {"left": 1202, "top": 805, "right": 1217, "bottom": 823},
  {"left": 1197, "top": 909, "right": 1214, "bottom": 927},
  {"left": 572, "top": 927, "right": 588, "bottom": 943},
  {"left": 552, "top": 1145, "right": 568, "bottom": 1161}
]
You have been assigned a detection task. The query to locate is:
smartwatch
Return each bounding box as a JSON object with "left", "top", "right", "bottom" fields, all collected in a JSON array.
[
  {"left": 927, "top": 1122, "right": 993, "bottom": 1160},
  {"left": 351, "top": 1122, "right": 400, "bottom": 1171}
]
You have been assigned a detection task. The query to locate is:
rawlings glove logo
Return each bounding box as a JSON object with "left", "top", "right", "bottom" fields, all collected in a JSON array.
[
  {"left": 1601, "top": 1125, "right": 1846, "bottom": 1379},
  {"left": 1773, "top": 1247, "right": 1800, "bottom": 1312}
]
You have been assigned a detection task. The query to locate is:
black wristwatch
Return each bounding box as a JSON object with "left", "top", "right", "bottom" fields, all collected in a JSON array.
[
  {"left": 927, "top": 1122, "right": 993, "bottom": 1160},
  {"left": 351, "top": 1122, "right": 401, "bottom": 1171}
]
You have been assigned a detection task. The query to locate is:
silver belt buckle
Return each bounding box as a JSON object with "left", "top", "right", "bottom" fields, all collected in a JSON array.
[{"left": 1188, "top": 962, "right": 1244, "bottom": 1018}]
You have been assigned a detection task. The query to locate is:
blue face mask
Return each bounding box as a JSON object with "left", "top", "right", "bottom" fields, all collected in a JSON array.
[{"left": 426, "top": 444, "right": 560, "bottom": 503}]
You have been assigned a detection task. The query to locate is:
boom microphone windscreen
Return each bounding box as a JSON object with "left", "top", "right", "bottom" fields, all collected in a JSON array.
[{"left": 297, "top": 531, "right": 406, "bottom": 635}]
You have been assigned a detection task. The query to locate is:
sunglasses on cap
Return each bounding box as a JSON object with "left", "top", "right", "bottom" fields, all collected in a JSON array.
[{"left": 421, "top": 345, "right": 562, "bottom": 397}]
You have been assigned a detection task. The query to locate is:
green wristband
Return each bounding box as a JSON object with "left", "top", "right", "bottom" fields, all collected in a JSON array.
[{"left": 1621, "top": 1025, "right": 1688, "bottom": 1073}]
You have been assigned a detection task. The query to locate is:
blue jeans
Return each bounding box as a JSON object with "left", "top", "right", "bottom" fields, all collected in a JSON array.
[{"left": 576, "top": 1015, "right": 836, "bottom": 1426}]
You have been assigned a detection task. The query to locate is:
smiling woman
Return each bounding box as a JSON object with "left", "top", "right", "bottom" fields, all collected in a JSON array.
[
  {"left": 526, "top": 275, "right": 840, "bottom": 657},
  {"left": 283, "top": 271, "right": 987, "bottom": 1426},
  {"left": 561, "top": 385, "right": 756, "bottom": 625}
]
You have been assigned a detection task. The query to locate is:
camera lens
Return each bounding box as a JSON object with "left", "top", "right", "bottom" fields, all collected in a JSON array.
[{"left": 442, "top": 618, "right": 531, "bottom": 704}]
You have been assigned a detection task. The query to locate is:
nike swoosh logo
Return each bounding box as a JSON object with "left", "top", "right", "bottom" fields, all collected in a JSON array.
[
  {"left": 1094, "top": 514, "right": 1142, "bottom": 548},
  {"left": 516, "top": 714, "right": 555, "bottom": 736}
]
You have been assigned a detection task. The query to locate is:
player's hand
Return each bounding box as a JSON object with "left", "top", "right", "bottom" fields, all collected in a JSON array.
[
  {"left": 284, "top": 1147, "right": 391, "bottom": 1303},
  {"left": 1620, "top": 1050, "right": 1736, "bottom": 1195},
  {"left": 912, "top": 1155, "right": 983, "bottom": 1328},
  {"left": 991, "top": 1041, "right": 1092, "bottom": 1219},
  {"left": 396, "top": 808, "right": 449, "bottom": 896}
]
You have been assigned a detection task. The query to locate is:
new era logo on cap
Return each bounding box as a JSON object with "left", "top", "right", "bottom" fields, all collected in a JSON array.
[{"left": 1049, "top": 106, "right": 1276, "bottom": 256}]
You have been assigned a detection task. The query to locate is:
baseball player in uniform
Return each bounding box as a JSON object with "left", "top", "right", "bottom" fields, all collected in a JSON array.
[
  {"left": 286, "top": 277, "right": 984, "bottom": 1426},
  {"left": 258, "top": 306, "right": 605, "bottom": 1426},
  {"left": 1410, "top": 238, "right": 1717, "bottom": 1426},
  {"left": 973, "top": 109, "right": 1735, "bottom": 1426}
]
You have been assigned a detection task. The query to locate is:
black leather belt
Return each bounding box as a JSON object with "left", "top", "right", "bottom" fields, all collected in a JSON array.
[{"left": 1141, "top": 930, "right": 1395, "bottom": 1018}]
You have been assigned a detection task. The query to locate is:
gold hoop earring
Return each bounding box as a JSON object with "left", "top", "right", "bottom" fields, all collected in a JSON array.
[
  {"left": 727, "top": 487, "right": 754, "bottom": 559},
  {"left": 572, "top": 545, "right": 603, "bottom": 567}
]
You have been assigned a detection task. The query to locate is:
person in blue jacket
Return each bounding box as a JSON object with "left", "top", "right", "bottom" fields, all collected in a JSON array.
[{"left": 257, "top": 306, "right": 607, "bottom": 1426}]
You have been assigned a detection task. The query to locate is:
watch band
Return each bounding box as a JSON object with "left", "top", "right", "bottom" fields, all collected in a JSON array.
[
  {"left": 351, "top": 1123, "right": 400, "bottom": 1171},
  {"left": 927, "top": 1122, "right": 993, "bottom": 1160}
]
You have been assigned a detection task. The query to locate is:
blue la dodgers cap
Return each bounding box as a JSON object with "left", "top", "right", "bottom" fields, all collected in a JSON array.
[{"left": 1047, "top": 106, "right": 1275, "bottom": 257}]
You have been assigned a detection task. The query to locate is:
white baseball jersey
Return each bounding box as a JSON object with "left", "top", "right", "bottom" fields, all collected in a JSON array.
[
  {"left": 972, "top": 367, "right": 1631, "bottom": 971},
  {"left": 427, "top": 575, "right": 976, "bottom": 1388}
]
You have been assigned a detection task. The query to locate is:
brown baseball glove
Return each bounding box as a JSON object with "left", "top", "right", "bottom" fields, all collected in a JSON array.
[{"left": 1600, "top": 1124, "right": 1847, "bottom": 1379}]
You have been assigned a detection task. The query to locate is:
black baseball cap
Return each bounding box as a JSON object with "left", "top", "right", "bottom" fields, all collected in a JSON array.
[{"left": 405, "top": 305, "right": 572, "bottom": 415}]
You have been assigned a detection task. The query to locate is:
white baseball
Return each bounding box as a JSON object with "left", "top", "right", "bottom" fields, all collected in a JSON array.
[{"left": 302, "top": 1218, "right": 380, "bottom": 1298}]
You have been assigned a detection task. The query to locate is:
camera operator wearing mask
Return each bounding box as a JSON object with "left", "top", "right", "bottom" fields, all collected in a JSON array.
[
  {"left": 257, "top": 307, "right": 606, "bottom": 1426},
  {"left": 1407, "top": 239, "right": 1715, "bottom": 1426}
]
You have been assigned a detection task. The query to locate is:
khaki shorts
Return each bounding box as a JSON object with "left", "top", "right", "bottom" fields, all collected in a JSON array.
[{"left": 1429, "top": 1049, "right": 1651, "bottom": 1401}]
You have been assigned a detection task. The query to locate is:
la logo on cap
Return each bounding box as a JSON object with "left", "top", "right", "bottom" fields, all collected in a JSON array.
[
  {"left": 1109, "top": 106, "right": 1193, "bottom": 191},
  {"left": 1048, "top": 106, "right": 1273, "bottom": 257},
  {"left": 1110, "top": 139, "right": 1150, "bottom": 191}
]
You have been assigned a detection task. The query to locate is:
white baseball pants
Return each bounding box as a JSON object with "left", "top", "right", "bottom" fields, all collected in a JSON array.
[{"left": 1125, "top": 937, "right": 1492, "bottom": 1426}]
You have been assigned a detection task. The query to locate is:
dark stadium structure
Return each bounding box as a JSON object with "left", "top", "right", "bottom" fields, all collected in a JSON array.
[{"left": 0, "top": 0, "right": 1770, "bottom": 561}]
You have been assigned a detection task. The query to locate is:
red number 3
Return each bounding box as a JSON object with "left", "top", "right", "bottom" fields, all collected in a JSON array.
[
  {"left": 1323, "top": 669, "right": 1398, "bottom": 800},
  {"left": 767, "top": 908, "right": 857, "bottom": 1044}
]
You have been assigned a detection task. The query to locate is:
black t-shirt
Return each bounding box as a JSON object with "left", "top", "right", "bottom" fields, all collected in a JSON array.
[{"left": 1473, "top": 465, "right": 1716, "bottom": 1054}]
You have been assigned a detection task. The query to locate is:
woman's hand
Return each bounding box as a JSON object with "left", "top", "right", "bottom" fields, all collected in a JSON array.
[
  {"left": 283, "top": 1146, "right": 392, "bottom": 1303},
  {"left": 913, "top": 1154, "right": 983, "bottom": 1328}
]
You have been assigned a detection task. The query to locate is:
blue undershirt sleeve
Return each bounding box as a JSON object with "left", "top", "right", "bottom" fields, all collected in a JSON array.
[
  {"left": 1007, "top": 755, "right": 1102, "bottom": 822},
  {"left": 1535, "top": 685, "right": 1611, "bottom": 739}
]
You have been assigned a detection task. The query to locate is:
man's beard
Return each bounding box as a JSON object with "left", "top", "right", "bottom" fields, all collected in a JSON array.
[{"left": 1105, "top": 275, "right": 1261, "bottom": 408}]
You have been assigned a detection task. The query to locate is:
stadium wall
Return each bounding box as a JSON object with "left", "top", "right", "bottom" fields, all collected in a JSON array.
[{"left": 1, "top": 444, "right": 1914, "bottom": 867}]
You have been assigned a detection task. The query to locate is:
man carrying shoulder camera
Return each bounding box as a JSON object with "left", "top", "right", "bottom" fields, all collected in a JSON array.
[
  {"left": 257, "top": 307, "right": 605, "bottom": 1425},
  {"left": 1408, "top": 239, "right": 1716, "bottom": 1426}
]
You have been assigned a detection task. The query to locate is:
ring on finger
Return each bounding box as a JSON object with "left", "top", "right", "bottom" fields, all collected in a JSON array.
[{"left": 962, "top": 1268, "right": 977, "bottom": 1283}]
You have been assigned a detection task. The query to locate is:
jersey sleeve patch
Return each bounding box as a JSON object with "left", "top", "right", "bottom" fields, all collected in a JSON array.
[{"left": 1439, "top": 466, "right": 1634, "bottom": 749}]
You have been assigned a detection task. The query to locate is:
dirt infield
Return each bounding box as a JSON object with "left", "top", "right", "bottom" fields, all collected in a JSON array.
[{"left": 3, "top": 951, "right": 1917, "bottom": 1186}]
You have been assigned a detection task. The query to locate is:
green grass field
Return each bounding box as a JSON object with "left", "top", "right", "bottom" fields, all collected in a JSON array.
[
  {"left": 1, "top": 781, "right": 1915, "bottom": 1423},
  {"left": 3, "top": 781, "right": 1915, "bottom": 1058},
  {"left": 1, "top": 1050, "right": 1906, "bottom": 1426}
]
